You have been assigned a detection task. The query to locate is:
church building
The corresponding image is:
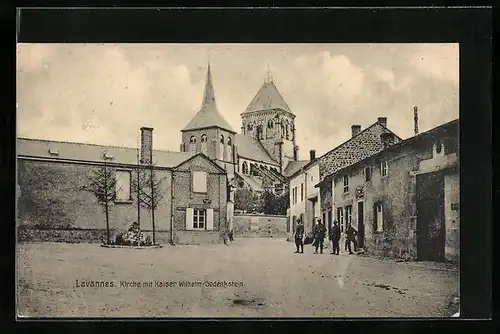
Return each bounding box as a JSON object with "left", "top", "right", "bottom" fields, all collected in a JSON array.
[{"left": 180, "top": 64, "right": 305, "bottom": 195}]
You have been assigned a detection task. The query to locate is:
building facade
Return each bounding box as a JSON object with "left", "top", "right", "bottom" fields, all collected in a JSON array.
[
  {"left": 17, "top": 127, "right": 229, "bottom": 245},
  {"left": 314, "top": 118, "right": 402, "bottom": 240},
  {"left": 181, "top": 64, "right": 300, "bottom": 198},
  {"left": 287, "top": 150, "right": 321, "bottom": 236},
  {"left": 331, "top": 119, "right": 459, "bottom": 262}
]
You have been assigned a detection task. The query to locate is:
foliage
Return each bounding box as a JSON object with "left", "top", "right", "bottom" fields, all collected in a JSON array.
[
  {"left": 130, "top": 164, "right": 168, "bottom": 245},
  {"left": 258, "top": 190, "right": 289, "bottom": 215},
  {"left": 82, "top": 155, "right": 116, "bottom": 244},
  {"left": 234, "top": 188, "right": 259, "bottom": 213}
]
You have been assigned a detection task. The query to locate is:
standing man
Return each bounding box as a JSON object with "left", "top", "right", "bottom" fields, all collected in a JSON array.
[
  {"left": 294, "top": 219, "right": 304, "bottom": 253},
  {"left": 313, "top": 219, "right": 326, "bottom": 254},
  {"left": 346, "top": 223, "right": 358, "bottom": 254},
  {"left": 330, "top": 220, "right": 341, "bottom": 255}
]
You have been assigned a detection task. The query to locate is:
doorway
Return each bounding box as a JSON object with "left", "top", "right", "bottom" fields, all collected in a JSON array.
[
  {"left": 416, "top": 172, "right": 445, "bottom": 261},
  {"left": 357, "top": 201, "right": 365, "bottom": 249}
]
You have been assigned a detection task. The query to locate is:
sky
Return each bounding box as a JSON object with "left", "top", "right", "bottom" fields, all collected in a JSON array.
[{"left": 16, "top": 43, "right": 459, "bottom": 159}]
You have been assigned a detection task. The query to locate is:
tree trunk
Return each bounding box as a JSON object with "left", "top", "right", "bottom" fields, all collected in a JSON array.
[
  {"left": 150, "top": 166, "right": 156, "bottom": 245},
  {"left": 137, "top": 167, "right": 141, "bottom": 227},
  {"left": 104, "top": 160, "right": 111, "bottom": 245},
  {"left": 105, "top": 201, "right": 110, "bottom": 244}
]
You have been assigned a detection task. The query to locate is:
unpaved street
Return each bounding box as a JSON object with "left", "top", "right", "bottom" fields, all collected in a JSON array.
[{"left": 17, "top": 238, "right": 459, "bottom": 317}]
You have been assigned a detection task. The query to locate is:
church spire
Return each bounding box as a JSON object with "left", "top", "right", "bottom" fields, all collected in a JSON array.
[
  {"left": 265, "top": 63, "right": 273, "bottom": 83},
  {"left": 201, "top": 62, "right": 217, "bottom": 110}
]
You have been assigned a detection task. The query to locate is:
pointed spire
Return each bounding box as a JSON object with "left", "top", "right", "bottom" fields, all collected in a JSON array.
[
  {"left": 265, "top": 63, "right": 273, "bottom": 83},
  {"left": 201, "top": 61, "right": 217, "bottom": 110}
]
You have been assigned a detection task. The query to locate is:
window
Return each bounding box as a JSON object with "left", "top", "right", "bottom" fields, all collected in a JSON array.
[
  {"left": 256, "top": 125, "right": 263, "bottom": 140},
  {"left": 310, "top": 175, "right": 313, "bottom": 181},
  {"left": 186, "top": 208, "right": 213, "bottom": 231},
  {"left": 365, "top": 167, "right": 372, "bottom": 182},
  {"left": 219, "top": 135, "right": 225, "bottom": 160},
  {"left": 226, "top": 137, "right": 233, "bottom": 161},
  {"left": 285, "top": 122, "right": 290, "bottom": 140},
  {"left": 192, "top": 171, "right": 207, "bottom": 193},
  {"left": 300, "top": 183, "right": 304, "bottom": 202},
  {"left": 189, "top": 136, "right": 196, "bottom": 152},
  {"left": 343, "top": 175, "right": 349, "bottom": 193},
  {"left": 247, "top": 124, "right": 253, "bottom": 131},
  {"left": 381, "top": 161, "right": 388, "bottom": 177},
  {"left": 337, "top": 208, "right": 344, "bottom": 233},
  {"left": 267, "top": 120, "right": 274, "bottom": 129},
  {"left": 290, "top": 190, "right": 294, "bottom": 207},
  {"left": 242, "top": 161, "right": 248, "bottom": 174},
  {"left": 201, "top": 134, "right": 207, "bottom": 154},
  {"left": 345, "top": 205, "right": 352, "bottom": 227},
  {"left": 193, "top": 209, "right": 206, "bottom": 229},
  {"left": 115, "top": 170, "right": 131, "bottom": 202},
  {"left": 435, "top": 140, "right": 442, "bottom": 154},
  {"left": 374, "top": 202, "right": 384, "bottom": 232}
]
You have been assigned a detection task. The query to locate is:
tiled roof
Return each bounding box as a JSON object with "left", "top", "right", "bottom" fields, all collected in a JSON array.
[
  {"left": 331, "top": 119, "right": 460, "bottom": 177},
  {"left": 242, "top": 81, "right": 292, "bottom": 114},
  {"left": 235, "top": 134, "right": 278, "bottom": 165},
  {"left": 17, "top": 137, "right": 194, "bottom": 168},
  {"left": 283, "top": 160, "right": 309, "bottom": 178},
  {"left": 318, "top": 122, "right": 403, "bottom": 181},
  {"left": 235, "top": 172, "right": 264, "bottom": 192},
  {"left": 182, "top": 64, "right": 235, "bottom": 133}
]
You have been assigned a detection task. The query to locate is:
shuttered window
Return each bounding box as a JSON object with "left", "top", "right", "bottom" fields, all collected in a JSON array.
[
  {"left": 192, "top": 171, "right": 207, "bottom": 193},
  {"left": 115, "top": 170, "right": 131, "bottom": 201}
]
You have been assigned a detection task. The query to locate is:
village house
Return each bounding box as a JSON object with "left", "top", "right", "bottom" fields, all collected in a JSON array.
[
  {"left": 287, "top": 149, "right": 320, "bottom": 236},
  {"left": 314, "top": 118, "right": 402, "bottom": 242},
  {"left": 16, "top": 127, "right": 229, "bottom": 245},
  {"left": 329, "top": 119, "right": 459, "bottom": 262}
]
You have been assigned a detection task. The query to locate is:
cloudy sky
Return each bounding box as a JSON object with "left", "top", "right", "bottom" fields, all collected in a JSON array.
[{"left": 16, "top": 43, "right": 458, "bottom": 158}]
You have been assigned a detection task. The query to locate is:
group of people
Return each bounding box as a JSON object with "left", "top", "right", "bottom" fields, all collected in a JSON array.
[{"left": 293, "top": 219, "right": 359, "bottom": 255}]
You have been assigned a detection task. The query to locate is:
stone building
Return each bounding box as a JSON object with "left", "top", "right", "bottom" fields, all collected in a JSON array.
[
  {"left": 329, "top": 119, "right": 459, "bottom": 262},
  {"left": 17, "top": 127, "right": 229, "bottom": 245},
  {"left": 287, "top": 149, "right": 321, "bottom": 236},
  {"left": 314, "top": 118, "right": 402, "bottom": 239},
  {"left": 180, "top": 64, "right": 303, "bottom": 196}
]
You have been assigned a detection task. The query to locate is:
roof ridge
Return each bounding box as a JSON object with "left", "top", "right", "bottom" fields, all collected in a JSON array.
[
  {"left": 316, "top": 121, "right": 401, "bottom": 161},
  {"left": 16, "top": 137, "right": 190, "bottom": 154}
]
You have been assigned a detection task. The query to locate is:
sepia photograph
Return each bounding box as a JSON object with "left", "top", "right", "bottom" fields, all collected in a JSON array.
[{"left": 16, "top": 42, "right": 460, "bottom": 318}]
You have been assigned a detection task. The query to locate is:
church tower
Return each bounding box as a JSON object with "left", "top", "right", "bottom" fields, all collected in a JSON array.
[
  {"left": 241, "top": 70, "right": 298, "bottom": 173},
  {"left": 180, "top": 63, "right": 237, "bottom": 177}
]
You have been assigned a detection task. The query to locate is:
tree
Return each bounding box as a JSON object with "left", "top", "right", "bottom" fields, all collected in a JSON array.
[
  {"left": 83, "top": 152, "right": 116, "bottom": 244},
  {"left": 234, "top": 188, "right": 256, "bottom": 213},
  {"left": 272, "top": 189, "right": 289, "bottom": 215},
  {"left": 260, "top": 191, "right": 277, "bottom": 215},
  {"left": 131, "top": 163, "right": 167, "bottom": 245}
]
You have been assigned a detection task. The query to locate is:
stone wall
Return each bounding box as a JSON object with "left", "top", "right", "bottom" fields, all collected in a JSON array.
[
  {"left": 319, "top": 123, "right": 401, "bottom": 180},
  {"left": 233, "top": 214, "right": 288, "bottom": 238},
  {"left": 17, "top": 159, "right": 172, "bottom": 232}
]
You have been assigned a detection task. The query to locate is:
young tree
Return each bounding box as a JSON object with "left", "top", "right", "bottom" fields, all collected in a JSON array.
[
  {"left": 131, "top": 163, "right": 167, "bottom": 245},
  {"left": 82, "top": 152, "right": 116, "bottom": 244},
  {"left": 260, "top": 191, "right": 277, "bottom": 215},
  {"left": 234, "top": 188, "right": 255, "bottom": 213},
  {"left": 273, "top": 190, "right": 289, "bottom": 215}
]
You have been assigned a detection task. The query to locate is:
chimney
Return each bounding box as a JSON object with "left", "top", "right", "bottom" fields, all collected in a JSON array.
[
  {"left": 293, "top": 146, "right": 299, "bottom": 161},
  {"left": 309, "top": 149, "right": 316, "bottom": 161},
  {"left": 378, "top": 117, "right": 388, "bottom": 128},
  {"left": 351, "top": 125, "right": 361, "bottom": 137},
  {"left": 380, "top": 132, "right": 395, "bottom": 149},
  {"left": 413, "top": 106, "right": 419, "bottom": 135},
  {"left": 140, "top": 127, "right": 153, "bottom": 164}
]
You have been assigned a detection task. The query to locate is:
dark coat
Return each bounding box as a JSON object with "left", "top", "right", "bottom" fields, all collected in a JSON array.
[
  {"left": 330, "top": 225, "right": 341, "bottom": 241},
  {"left": 346, "top": 226, "right": 358, "bottom": 240},
  {"left": 294, "top": 224, "right": 304, "bottom": 239},
  {"left": 313, "top": 223, "right": 326, "bottom": 240}
]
